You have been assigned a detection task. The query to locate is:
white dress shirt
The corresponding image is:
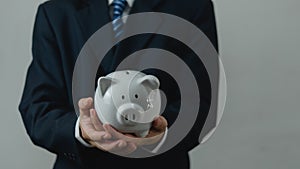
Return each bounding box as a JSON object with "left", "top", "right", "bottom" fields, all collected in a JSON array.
[{"left": 75, "top": 0, "right": 168, "bottom": 154}]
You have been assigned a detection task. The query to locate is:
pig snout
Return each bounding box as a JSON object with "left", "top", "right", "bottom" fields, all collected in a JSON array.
[{"left": 117, "top": 103, "right": 144, "bottom": 125}]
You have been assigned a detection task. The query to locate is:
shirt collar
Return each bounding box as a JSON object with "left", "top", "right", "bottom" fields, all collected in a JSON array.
[{"left": 108, "top": 0, "right": 134, "bottom": 7}]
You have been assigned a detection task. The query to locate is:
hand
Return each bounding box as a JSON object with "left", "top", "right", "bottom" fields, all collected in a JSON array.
[
  {"left": 78, "top": 97, "right": 137, "bottom": 155},
  {"left": 103, "top": 116, "right": 168, "bottom": 146}
]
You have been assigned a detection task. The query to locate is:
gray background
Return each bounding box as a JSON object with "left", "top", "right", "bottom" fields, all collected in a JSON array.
[{"left": 0, "top": 0, "right": 299, "bottom": 168}]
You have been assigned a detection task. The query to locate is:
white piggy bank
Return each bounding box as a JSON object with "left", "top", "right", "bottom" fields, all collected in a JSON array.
[{"left": 94, "top": 70, "right": 161, "bottom": 138}]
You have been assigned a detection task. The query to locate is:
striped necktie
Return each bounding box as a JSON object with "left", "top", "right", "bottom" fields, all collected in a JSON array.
[{"left": 112, "top": 0, "right": 128, "bottom": 39}]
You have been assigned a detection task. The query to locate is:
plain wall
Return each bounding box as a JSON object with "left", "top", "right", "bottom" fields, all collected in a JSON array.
[
  {"left": 0, "top": 0, "right": 299, "bottom": 169},
  {"left": 0, "top": 0, "right": 56, "bottom": 169}
]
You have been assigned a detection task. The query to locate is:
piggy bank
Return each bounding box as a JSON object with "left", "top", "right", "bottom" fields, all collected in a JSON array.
[{"left": 94, "top": 70, "right": 161, "bottom": 137}]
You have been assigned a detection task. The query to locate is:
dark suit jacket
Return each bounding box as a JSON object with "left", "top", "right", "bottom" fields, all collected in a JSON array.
[{"left": 19, "top": 0, "right": 218, "bottom": 168}]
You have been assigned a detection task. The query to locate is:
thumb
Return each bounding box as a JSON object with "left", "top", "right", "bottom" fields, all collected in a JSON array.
[
  {"left": 78, "top": 97, "right": 93, "bottom": 118},
  {"left": 152, "top": 116, "right": 168, "bottom": 132}
]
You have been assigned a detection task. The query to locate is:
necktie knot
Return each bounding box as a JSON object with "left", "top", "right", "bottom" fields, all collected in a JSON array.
[
  {"left": 112, "top": 0, "right": 128, "bottom": 20},
  {"left": 112, "top": 0, "right": 127, "bottom": 39}
]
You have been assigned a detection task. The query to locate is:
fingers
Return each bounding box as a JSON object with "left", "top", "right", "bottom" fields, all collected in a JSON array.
[
  {"left": 78, "top": 97, "right": 93, "bottom": 118},
  {"left": 81, "top": 110, "right": 111, "bottom": 142},
  {"left": 94, "top": 140, "right": 137, "bottom": 155},
  {"left": 103, "top": 124, "right": 141, "bottom": 143},
  {"left": 90, "top": 109, "right": 105, "bottom": 131},
  {"left": 85, "top": 130, "right": 112, "bottom": 142},
  {"left": 96, "top": 140, "right": 126, "bottom": 152},
  {"left": 78, "top": 98, "right": 166, "bottom": 154},
  {"left": 79, "top": 97, "right": 137, "bottom": 154},
  {"left": 103, "top": 124, "right": 126, "bottom": 139},
  {"left": 79, "top": 98, "right": 112, "bottom": 143},
  {"left": 152, "top": 116, "right": 168, "bottom": 132},
  {"left": 114, "top": 142, "right": 137, "bottom": 155}
]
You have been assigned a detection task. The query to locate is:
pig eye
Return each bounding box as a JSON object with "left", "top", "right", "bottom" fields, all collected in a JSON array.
[
  {"left": 122, "top": 95, "right": 125, "bottom": 100},
  {"left": 135, "top": 94, "right": 139, "bottom": 99}
]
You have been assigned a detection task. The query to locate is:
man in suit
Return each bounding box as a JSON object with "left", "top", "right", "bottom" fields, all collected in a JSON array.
[{"left": 19, "top": 0, "right": 218, "bottom": 168}]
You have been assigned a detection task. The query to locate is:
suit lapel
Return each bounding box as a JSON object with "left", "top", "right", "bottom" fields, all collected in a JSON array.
[
  {"left": 130, "top": 0, "right": 161, "bottom": 14},
  {"left": 75, "top": 0, "right": 164, "bottom": 74},
  {"left": 76, "top": 0, "right": 111, "bottom": 42},
  {"left": 114, "top": 0, "right": 163, "bottom": 62}
]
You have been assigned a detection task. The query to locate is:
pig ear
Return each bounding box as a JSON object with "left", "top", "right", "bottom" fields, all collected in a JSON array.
[
  {"left": 97, "top": 77, "right": 116, "bottom": 96},
  {"left": 138, "top": 75, "right": 160, "bottom": 90}
]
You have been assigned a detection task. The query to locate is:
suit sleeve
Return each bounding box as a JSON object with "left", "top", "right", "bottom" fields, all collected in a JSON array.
[
  {"left": 191, "top": 0, "right": 219, "bottom": 146},
  {"left": 193, "top": 0, "right": 218, "bottom": 51},
  {"left": 18, "top": 4, "right": 85, "bottom": 164},
  {"left": 180, "top": 0, "right": 219, "bottom": 151}
]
